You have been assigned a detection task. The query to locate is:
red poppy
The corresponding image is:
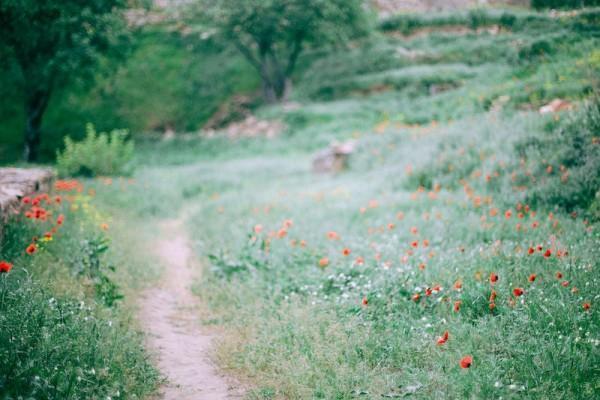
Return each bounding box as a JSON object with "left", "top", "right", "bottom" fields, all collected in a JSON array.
[
  {"left": 528, "top": 274, "right": 536, "bottom": 283},
  {"left": 437, "top": 330, "right": 449, "bottom": 345},
  {"left": 57, "top": 214, "right": 65, "bottom": 226},
  {"left": 54, "top": 196, "right": 62, "bottom": 204},
  {"left": 528, "top": 247, "right": 535, "bottom": 255},
  {"left": 254, "top": 224, "right": 263, "bottom": 234},
  {"left": 561, "top": 280, "right": 569, "bottom": 287},
  {"left": 425, "top": 287, "right": 432, "bottom": 297},
  {"left": 388, "top": 223, "right": 395, "bottom": 230},
  {"left": 0, "top": 260, "right": 13, "bottom": 273},
  {"left": 454, "top": 300, "right": 461, "bottom": 312},
  {"left": 555, "top": 271, "right": 563, "bottom": 279},
  {"left": 489, "top": 290, "right": 497, "bottom": 302},
  {"left": 543, "top": 249, "right": 552, "bottom": 258},
  {"left": 505, "top": 210, "right": 512, "bottom": 219},
  {"left": 362, "top": 297, "right": 368, "bottom": 306},
  {"left": 513, "top": 287, "right": 524, "bottom": 297},
  {"left": 26, "top": 244, "right": 37, "bottom": 255},
  {"left": 454, "top": 280, "right": 462, "bottom": 290},
  {"left": 318, "top": 257, "right": 329, "bottom": 268},
  {"left": 277, "top": 228, "right": 287, "bottom": 238},
  {"left": 489, "top": 272, "right": 498, "bottom": 284},
  {"left": 327, "top": 231, "right": 340, "bottom": 240},
  {"left": 460, "top": 355, "right": 473, "bottom": 369},
  {"left": 22, "top": 196, "right": 31, "bottom": 204},
  {"left": 489, "top": 302, "right": 496, "bottom": 311},
  {"left": 342, "top": 248, "right": 351, "bottom": 256},
  {"left": 412, "top": 293, "right": 421, "bottom": 302},
  {"left": 582, "top": 302, "right": 591, "bottom": 311},
  {"left": 355, "top": 256, "right": 364, "bottom": 265}
]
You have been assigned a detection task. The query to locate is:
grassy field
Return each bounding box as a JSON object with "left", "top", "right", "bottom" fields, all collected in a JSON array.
[
  {"left": 76, "top": 8, "right": 600, "bottom": 399},
  {"left": 1, "top": 5, "right": 599, "bottom": 400}
]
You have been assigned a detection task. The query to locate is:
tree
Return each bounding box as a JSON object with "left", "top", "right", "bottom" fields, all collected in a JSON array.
[
  {"left": 211, "top": 0, "right": 369, "bottom": 103},
  {"left": 0, "top": 0, "right": 129, "bottom": 161}
]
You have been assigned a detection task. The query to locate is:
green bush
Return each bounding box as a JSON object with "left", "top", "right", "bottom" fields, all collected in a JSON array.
[{"left": 56, "top": 124, "right": 134, "bottom": 177}]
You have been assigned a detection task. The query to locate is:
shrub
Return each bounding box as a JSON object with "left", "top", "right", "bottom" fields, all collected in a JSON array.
[{"left": 56, "top": 123, "right": 134, "bottom": 177}]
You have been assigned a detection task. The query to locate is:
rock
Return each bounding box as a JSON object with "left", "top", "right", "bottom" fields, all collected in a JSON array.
[
  {"left": 203, "top": 115, "right": 285, "bottom": 139},
  {"left": 0, "top": 167, "right": 54, "bottom": 237},
  {"left": 312, "top": 141, "right": 355, "bottom": 173},
  {"left": 539, "top": 98, "right": 572, "bottom": 114}
]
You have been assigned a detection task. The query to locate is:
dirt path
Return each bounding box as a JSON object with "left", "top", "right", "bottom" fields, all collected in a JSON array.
[{"left": 139, "top": 219, "right": 243, "bottom": 400}]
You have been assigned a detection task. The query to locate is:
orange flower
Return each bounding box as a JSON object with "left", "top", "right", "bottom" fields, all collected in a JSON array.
[
  {"left": 254, "top": 224, "right": 263, "bottom": 234},
  {"left": 422, "top": 239, "right": 429, "bottom": 247},
  {"left": 0, "top": 260, "right": 13, "bottom": 273},
  {"left": 362, "top": 297, "right": 368, "bottom": 306},
  {"left": 489, "top": 272, "right": 498, "bottom": 284},
  {"left": 277, "top": 228, "right": 287, "bottom": 238},
  {"left": 26, "top": 244, "right": 37, "bottom": 255},
  {"left": 489, "top": 290, "right": 497, "bottom": 302},
  {"left": 505, "top": 210, "right": 512, "bottom": 219},
  {"left": 355, "top": 256, "right": 364, "bottom": 265},
  {"left": 513, "top": 287, "right": 524, "bottom": 297},
  {"left": 412, "top": 293, "right": 421, "bottom": 302},
  {"left": 283, "top": 219, "right": 293, "bottom": 229},
  {"left": 410, "top": 226, "right": 418, "bottom": 235},
  {"left": 100, "top": 223, "right": 109, "bottom": 231},
  {"left": 528, "top": 274, "right": 536, "bottom": 283},
  {"left": 318, "top": 257, "right": 329, "bottom": 268},
  {"left": 388, "top": 223, "right": 395, "bottom": 230},
  {"left": 582, "top": 302, "right": 591, "bottom": 311},
  {"left": 460, "top": 355, "right": 473, "bottom": 369},
  {"left": 396, "top": 211, "right": 405, "bottom": 220},
  {"left": 454, "top": 280, "right": 462, "bottom": 290},
  {"left": 489, "top": 302, "right": 496, "bottom": 311},
  {"left": 327, "top": 231, "right": 340, "bottom": 240},
  {"left": 436, "top": 330, "right": 449, "bottom": 345},
  {"left": 342, "top": 248, "right": 351, "bottom": 256}
]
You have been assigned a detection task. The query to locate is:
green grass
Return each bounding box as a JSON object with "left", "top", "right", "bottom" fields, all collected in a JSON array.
[
  {"left": 2, "top": 5, "right": 599, "bottom": 399},
  {"left": 0, "top": 187, "right": 160, "bottom": 398},
  {"left": 86, "top": 8, "right": 597, "bottom": 399}
]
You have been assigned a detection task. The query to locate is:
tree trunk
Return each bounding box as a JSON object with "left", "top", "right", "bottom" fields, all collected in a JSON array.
[{"left": 23, "top": 90, "right": 49, "bottom": 162}]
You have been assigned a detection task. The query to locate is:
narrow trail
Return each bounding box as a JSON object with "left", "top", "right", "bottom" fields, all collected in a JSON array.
[{"left": 139, "top": 218, "right": 243, "bottom": 400}]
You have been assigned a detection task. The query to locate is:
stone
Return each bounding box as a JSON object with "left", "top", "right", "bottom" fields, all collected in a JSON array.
[
  {"left": 312, "top": 141, "right": 355, "bottom": 173},
  {"left": 0, "top": 167, "right": 55, "bottom": 236}
]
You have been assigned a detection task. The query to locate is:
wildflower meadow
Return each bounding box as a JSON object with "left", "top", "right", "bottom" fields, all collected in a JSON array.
[{"left": 0, "top": 1, "right": 599, "bottom": 399}]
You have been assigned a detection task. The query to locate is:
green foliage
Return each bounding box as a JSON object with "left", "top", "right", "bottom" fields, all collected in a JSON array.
[
  {"left": 70, "top": 235, "right": 123, "bottom": 307},
  {"left": 56, "top": 124, "right": 134, "bottom": 177},
  {"left": 0, "top": 0, "right": 130, "bottom": 160},
  {"left": 516, "top": 98, "right": 600, "bottom": 218},
  {"left": 531, "top": 0, "right": 600, "bottom": 9},
  {"left": 208, "top": 0, "right": 371, "bottom": 101},
  {"left": 0, "top": 192, "right": 158, "bottom": 398}
]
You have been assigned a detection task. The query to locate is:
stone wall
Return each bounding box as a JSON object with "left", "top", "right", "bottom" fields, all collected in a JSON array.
[{"left": 0, "top": 168, "right": 55, "bottom": 235}]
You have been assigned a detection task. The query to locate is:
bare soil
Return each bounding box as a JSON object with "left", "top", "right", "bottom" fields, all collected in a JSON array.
[{"left": 139, "top": 219, "right": 244, "bottom": 400}]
